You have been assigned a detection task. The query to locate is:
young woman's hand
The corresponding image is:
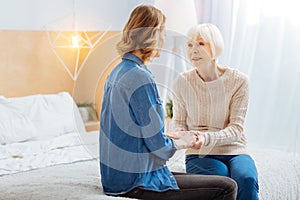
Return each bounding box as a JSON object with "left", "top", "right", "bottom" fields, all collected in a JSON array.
[
  {"left": 165, "top": 130, "right": 206, "bottom": 150},
  {"left": 165, "top": 131, "right": 197, "bottom": 150}
]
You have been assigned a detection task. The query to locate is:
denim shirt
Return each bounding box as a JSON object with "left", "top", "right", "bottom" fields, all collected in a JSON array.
[{"left": 99, "top": 53, "right": 179, "bottom": 195}]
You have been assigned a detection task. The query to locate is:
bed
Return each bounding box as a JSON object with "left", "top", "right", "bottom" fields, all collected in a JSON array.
[{"left": 1, "top": 92, "right": 300, "bottom": 200}]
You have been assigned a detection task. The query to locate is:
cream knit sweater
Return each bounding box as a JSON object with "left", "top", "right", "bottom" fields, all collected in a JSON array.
[{"left": 172, "top": 67, "right": 249, "bottom": 155}]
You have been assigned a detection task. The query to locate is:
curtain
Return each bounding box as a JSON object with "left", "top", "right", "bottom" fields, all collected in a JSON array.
[{"left": 193, "top": 0, "right": 300, "bottom": 154}]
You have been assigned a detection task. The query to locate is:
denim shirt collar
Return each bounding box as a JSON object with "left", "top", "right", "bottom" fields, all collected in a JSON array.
[{"left": 123, "top": 53, "right": 152, "bottom": 74}]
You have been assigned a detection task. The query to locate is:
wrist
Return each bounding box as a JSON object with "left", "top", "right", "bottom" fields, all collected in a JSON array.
[{"left": 204, "top": 132, "right": 210, "bottom": 146}]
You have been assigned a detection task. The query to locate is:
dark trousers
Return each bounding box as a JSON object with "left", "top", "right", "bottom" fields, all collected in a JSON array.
[{"left": 115, "top": 172, "right": 237, "bottom": 200}]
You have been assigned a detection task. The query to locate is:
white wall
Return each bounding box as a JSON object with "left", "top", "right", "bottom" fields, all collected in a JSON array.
[
  {"left": 0, "top": 0, "right": 154, "bottom": 31},
  {"left": 155, "top": 0, "right": 197, "bottom": 35}
]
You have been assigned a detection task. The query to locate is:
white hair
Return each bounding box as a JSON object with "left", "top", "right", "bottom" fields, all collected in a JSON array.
[{"left": 186, "top": 23, "right": 224, "bottom": 60}]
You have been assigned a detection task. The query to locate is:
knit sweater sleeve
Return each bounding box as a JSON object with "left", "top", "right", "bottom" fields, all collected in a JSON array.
[
  {"left": 204, "top": 75, "right": 249, "bottom": 147},
  {"left": 172, "top": 76, "right": 188, "bottom": 131}
]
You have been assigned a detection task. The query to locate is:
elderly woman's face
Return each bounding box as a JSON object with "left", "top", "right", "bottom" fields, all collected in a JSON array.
[{"left": 187, "top": 36, "right": 212, "bottom": 66}]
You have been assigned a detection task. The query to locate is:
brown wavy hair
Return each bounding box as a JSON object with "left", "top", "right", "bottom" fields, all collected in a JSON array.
[{"left": 116, "top": 5, "right": 166, "bottom": 62}]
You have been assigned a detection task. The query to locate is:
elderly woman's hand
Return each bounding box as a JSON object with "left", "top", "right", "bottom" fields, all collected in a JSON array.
[{"left": 190, "top": 131, "right": 206, "bottom": 149}]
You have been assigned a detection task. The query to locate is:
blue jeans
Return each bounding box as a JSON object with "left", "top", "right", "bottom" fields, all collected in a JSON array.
[{"left": 186, "top": 154, "right": 259, "bottom": 200}]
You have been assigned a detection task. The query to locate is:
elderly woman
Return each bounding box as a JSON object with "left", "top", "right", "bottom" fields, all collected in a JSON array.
[
  {"left": 99, "top": 6, "right": 237, "bottom": 200},
  {"left": 172, "top": 23, "right": 259, "bottom": 200}
]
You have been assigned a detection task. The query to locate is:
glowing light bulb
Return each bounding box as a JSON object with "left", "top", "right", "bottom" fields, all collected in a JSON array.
[{"left": 72, "top": 34, "right": 79, "bottom": 48}]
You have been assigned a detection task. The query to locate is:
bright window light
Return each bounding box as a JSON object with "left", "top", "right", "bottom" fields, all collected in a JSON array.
[{"left": 246, "top": 0, "right": 300, "bottom": 27}]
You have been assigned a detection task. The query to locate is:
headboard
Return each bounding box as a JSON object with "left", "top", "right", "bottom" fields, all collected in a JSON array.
[
  {"left": 0, "top": 30, "right": 121, "bottom": 118},
  {"left": 0, "top": 30, "right": 74, "bottom": 97}
]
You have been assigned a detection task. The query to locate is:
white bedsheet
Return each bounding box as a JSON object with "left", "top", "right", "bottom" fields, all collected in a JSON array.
[
  {"left": 253, "top": 148, "right": 300, "bottom": 200},
  {"left": 0, "top": 132, "right": 96, "bottom": 176},
  {"left": 0, "top": 160, "right": 130, "bottom": 200}
]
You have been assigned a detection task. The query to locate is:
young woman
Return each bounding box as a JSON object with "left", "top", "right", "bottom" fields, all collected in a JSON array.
[
  {"left": 172, "top": 23, "right": 259, "bottom": 200},
  {"left": 99, "top": 6, "right": 237, "bottom": 200}
]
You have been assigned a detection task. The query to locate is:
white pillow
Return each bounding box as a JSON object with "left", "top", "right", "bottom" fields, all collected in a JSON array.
[
  {"left": 8, "top": 92, "right": 82, "bottom": 140},
  {"left": 0, "top": 103, "right": 37, "bottom": 145},
  {"left": 0, "top": 96, "right": 9, "bottom": 103}
]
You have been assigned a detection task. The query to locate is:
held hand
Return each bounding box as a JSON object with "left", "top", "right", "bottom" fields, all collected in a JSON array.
[
  {"left": 165, "top": 131, "right": 197, "bottom": 150},
  {"left": 165, "top": 127, "right": 185, "bottom": 139},
  {"left": 165, "top": 132, "right": 180, "bottom": 140},
  {"left": 190, "top": 131, "right": 206, "bottom": 149}
]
